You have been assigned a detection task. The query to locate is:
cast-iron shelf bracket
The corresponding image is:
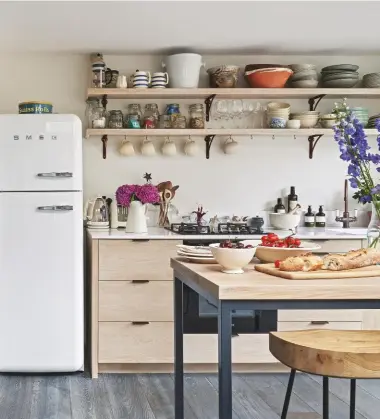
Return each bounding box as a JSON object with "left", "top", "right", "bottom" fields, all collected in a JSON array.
[
  {"left": 101, "top": 94, "right": 108, "bottom": 109},
  {"left": 204, "top": 135, "right": 216, "bottom": 159},
  {"left": 308, "top": 94, "right": 325, "bottom": 111},
  {"left": 308, "top": 134, "right": 323, "bottom": 159},
  {"left": 101, "top": 135, "right": 108, "bottom": 159},
  {"left": 204, "top": 94, "right": 216, "bottom": 121}
]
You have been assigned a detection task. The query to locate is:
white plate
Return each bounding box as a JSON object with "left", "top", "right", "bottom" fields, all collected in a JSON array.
[
  {"left": 179, "top": 255, "right": 217, "bottom": 264},
  {"left": 176, "top": 245, "right": 212, "bottom": 255},
  {"left": 177, "top": 250, "right": 214, "bottom": 258}
]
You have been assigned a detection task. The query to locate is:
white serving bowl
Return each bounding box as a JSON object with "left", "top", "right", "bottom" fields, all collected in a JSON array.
[
  {"left": 252, "top": 241, "right": 322, "bottom": 263},
  {"left": 269, "top": 213, "right": 301, "bottom": 230},
  {"left": 286, "top": 119, "right": 301, "bottom": 129},
  {"left": 209, "top": 242, "right": 259, "bottom": 274}
]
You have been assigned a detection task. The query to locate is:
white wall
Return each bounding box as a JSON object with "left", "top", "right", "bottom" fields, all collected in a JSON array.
[{"left": 3, "top": 53, "right": 380, "bottom": 223}]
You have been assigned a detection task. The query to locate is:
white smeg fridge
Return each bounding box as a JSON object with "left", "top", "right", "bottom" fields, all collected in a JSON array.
[{"left": 0, "top": 114, "right": 83, "bottom": 372}]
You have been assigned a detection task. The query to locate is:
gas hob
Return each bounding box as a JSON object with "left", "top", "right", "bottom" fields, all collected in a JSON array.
[{"left": 168, "top": 222, "right": 267, "bottom": 235}]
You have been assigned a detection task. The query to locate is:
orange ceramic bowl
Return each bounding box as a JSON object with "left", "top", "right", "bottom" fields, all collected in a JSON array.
[{"left": 245, "top": 68, "right": 293, "bottom": 88}]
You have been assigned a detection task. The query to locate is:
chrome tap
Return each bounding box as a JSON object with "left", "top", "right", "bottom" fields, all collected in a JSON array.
[{"left": 335, "top": 179, "right": 357, "bottom": 228}]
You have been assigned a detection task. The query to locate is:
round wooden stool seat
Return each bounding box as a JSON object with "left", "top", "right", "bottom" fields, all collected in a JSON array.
[{"left": 270, "top": 329, "right": 380, "bottom": 378}]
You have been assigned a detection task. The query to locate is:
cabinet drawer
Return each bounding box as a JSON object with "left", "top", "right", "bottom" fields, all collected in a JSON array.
[
  {"left": 278, "top": 310, "right": 363, "bottom": 322},
  {"left": 99, "top": 322, "right": 277, "bottom": 364},
  {"left": 278, "top": 321, "right": 362, "bottom": 332},
  {"left": 308, "top": 239, "right": 362, "bottom": 254},
  {"left": 99, "top": 240, "right": 181, "bottom": 281},
  {"left": 99, "top": 281, "right": 173, "bottom": 321}
]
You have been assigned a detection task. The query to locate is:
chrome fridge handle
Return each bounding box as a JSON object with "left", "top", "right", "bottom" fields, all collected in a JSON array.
[
  {"left": 37, "top": 172, "right": 73, "bottom": 178},
  {"left": 37, "top": 205, "right": 73, "bottom": 211}
]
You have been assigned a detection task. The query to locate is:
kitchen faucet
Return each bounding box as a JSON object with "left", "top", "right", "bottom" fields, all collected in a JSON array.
[{"left": 335, "top": 179, "right": 357, "bottom": 228}]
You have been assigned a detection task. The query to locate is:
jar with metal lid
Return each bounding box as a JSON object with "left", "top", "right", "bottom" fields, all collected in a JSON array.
[
  {"left": 159, "top": 115, "right": 172, "bottom": 129},
  {"left": 90, "top": 103, "right": 107, "bottom": 128},
  {"left": 108, "top": 110, "right": 124, "bottom": 129},
  {"left": 143, "top": 103, "right": 160, "bottom": 128},
  {"left": 125, "top": 104, "right": 142, "bottom": 127},
  {"left": 189, "top": 104, "right": 205, "bottom": 129},
  {"left": 171, "top": 114, "right": 187, "bottom": 129},
  {"left": 127, "top": 115, "right": 141, "bottom": 129},
  {"left": 165, "top": 103, "right": 180, "bottom": 115}
]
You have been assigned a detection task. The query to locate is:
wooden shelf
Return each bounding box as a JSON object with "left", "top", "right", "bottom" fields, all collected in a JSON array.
[
  {"left": 88, "top": 87, "right": 380, "bottom": 100},
  {"left": 85, "top": 128, "right": 379, "bottom": 139}
]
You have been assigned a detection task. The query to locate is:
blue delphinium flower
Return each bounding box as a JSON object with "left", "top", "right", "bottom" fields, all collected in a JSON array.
[
  {"left": 349, "top": 178, "right": 358, "bottom": 188},
  {"left": 360, "top": 195, "right": 372, "bottom": 204}
]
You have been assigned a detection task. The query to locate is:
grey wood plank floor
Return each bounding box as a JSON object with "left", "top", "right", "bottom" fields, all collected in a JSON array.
[{"left": 0, "top": 373, "right": 379, "bottom": 419}]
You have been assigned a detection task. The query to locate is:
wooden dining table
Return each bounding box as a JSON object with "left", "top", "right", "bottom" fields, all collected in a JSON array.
[{"left": 171, "top": 258, "right": 380, "bottom": 419}]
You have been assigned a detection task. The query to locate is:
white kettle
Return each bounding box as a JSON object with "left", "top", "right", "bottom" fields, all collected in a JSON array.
[{"left": 84, "top": 196, "right": 110, "bottom": 229}]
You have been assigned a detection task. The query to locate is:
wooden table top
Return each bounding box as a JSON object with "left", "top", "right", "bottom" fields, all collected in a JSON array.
[{"left": 171, "top": 258, "right": 380, "bottom": 301}]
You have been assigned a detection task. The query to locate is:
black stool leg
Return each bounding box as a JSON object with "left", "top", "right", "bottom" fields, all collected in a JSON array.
[
  {"left": 323, "top": 376, "right": 329, "bottom": 419},
  {"left": 281, "top": 369, "right": 296, "bottom": 419},
  {"left": 350, "top": 379, "right": 356, "bottom": 419}
]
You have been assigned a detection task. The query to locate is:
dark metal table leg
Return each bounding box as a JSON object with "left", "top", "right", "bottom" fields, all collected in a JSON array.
[
  {"left": 323, "top": 376, "right": 329, "bottom": 419},
  {"left": 174, "top": 277, "right": 184, "bottom": 419},
  {"left": 350, "top": 379, "right": 356, "bottom": 419},
  {"left": 218, "top": 301, "right": 232, "bottom": 419},
  {"left": 281, "top": 369, "right": 296, "bottom": 419}
]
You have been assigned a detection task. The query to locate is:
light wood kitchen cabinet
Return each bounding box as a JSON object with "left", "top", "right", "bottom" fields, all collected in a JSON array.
[{"left": 88, "top": 234, "right": 380, "bottom": 378}]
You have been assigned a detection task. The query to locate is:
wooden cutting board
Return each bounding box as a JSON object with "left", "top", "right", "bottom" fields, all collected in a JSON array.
[{"left": 255, "top": 263, "right": 380, "bottom": 280}]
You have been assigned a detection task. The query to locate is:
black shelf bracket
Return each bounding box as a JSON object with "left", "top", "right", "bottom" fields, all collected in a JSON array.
[
  {"left": 204, "top": 94, "right": 216, "bottom": 122},
  {"left": 101, "top": 94, "right": 108, "bottom": 109},
  {"left": 308, "top": 94, "right": 325, "bottom": 111},
  {"left": 101, "top": 135, "right": 108, "bottom": 159},
  {"left": 308, "top": 134, "right": 323, "bottom": 159},
  {"left": 204, "top": 135, "right": 216, "bottom": 159}
]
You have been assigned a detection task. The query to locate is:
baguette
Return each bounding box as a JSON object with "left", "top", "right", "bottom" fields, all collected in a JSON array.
[
  {"left": 279, "top": 254, "right": 323, "bottom": 272},
  {"left": 323, "top": 248, "right": 380, "bottom": 271}
]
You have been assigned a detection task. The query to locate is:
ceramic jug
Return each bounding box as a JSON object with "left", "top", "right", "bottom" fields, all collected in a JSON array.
[
  {"left": 116, "top": 75, "right": 128, "bottom": 88},
  {"left": 125, "top": 201, "right": 148, "bottom": 233},
  {"left": 162, "top": 53, "right": 205, "bottom": 88}
]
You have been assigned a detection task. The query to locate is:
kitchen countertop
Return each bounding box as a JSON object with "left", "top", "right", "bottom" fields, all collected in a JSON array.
[{"left": 87, "top": 226, "right": 368, "bottom": 240}]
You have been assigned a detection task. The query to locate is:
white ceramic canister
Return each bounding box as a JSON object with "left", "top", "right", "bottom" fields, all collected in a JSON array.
[
  {"left": 141, "top": 137, "right": 156, "bottom": 156},
  {"left": 133, "top": 70, "right": 151, "bottom": 88},
  {"left": 184, "top": 137, "right": 198, "bottom": 156},
  {"left": 151, "top": 72, "right": 169, "bottom": 88},
  {"left": 162, "top": 53, "right": 205, "bottom": 88},
  {"left": 162, "top": 137, "right": 177, "bottom": 156}
]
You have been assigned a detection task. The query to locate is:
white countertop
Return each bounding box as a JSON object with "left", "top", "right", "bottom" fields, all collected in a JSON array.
[{"left": 87, "top": 227, "right": 368, "bottom": 240}]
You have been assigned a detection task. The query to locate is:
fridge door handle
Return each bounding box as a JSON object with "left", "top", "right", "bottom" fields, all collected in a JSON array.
[
  {"left": 37, "top": 172, "right": 73, "bottom": 178},
  {"left": 37, "top": 205, "right": 74, "bottom": 211}
]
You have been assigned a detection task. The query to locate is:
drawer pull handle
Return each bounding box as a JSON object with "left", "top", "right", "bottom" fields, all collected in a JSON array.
[
  {"left": 132, "top": 280, "right": 150, "bottom": 284},
  {"left": 310, "top": 321, "right": 329, "bottom": 325},
  {"left": 132, "top": 321, "right": 150, "bottom": 325},
  {"left": 132, "top": 239, "right": 150, "bottom": 242}
]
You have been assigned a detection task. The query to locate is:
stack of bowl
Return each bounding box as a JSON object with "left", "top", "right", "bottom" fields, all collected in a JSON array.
[
  {"left": 244, "top": 64, "right": 293, "bottom": 88},
  {"left": 266, "top": 102, "right": 290, "bottom": 128},
  {"left": 289, "top": 111, "right": 319, "bottom": 128},
  {"left": 368, "top": 114, "right": 380, "bottom": 128},
  {"left": 363, "top": 73, "right": 380, "bottom": 88},
  {"left": 320, "top": 64, "right": 359, "bottom": 88},
  {"left": 351, "top": 107, "right": 369, "bottom": 127},
  {"left": 289, "top": 64, "right": 318, "bottom": 88},
  {"left": 319, "top": 114, "right": 337, "bottom": 128}
]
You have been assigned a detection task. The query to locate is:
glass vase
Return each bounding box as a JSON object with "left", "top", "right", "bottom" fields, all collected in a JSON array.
[{"left": 367, "top": 202, "right": 380, "bottom": 248}]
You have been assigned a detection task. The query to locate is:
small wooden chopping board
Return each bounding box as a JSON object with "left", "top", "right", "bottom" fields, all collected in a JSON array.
[{"left": 255, "top": 263, "right": 380, "bottom": 280}]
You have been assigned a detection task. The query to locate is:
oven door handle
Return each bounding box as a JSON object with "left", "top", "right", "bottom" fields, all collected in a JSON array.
[{"left": 232, "top": 333, "right": 239, "bottom": 338}]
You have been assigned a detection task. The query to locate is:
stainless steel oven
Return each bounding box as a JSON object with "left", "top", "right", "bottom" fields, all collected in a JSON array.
[{"left": 182, "top": 239, "right": 278, "bottom": 335}]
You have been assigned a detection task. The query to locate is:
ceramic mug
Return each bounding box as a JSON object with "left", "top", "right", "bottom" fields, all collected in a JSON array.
[
  {"left": 116, "top": 75, "right": 128, "bottom": 88},
  {"left": 141, "top": 137, "right": 156, "bottom": 156},
  {"left": 223, "top": 136, "right": 238, "bottom": 155},
  {"left": 133, "top": 70, "right": 151, "bottom": 88},
  {"left": 162, "top": 137, "right": 177, "bottom": 156},
  {"left": 184, "top": 137, "right": 198, "bottom": 156},
  {"left": 119, "top": 138, "right": 135, "bottom": 156},
  {"left": 151, "top": 72, "right": 169, "bottom": 89}
]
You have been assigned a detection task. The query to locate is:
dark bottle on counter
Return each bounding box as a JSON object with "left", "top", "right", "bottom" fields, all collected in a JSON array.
[
  {"left": 304, "top": 205, "right": 315, "bottom": 227},
  {"left": 287, "top": 186, "right": 298, "bottom": 212},
  {"left": 316, "top": 205, "right": 326, "bottom": 227},
  {"left": 274, "top": 198, "right": 286, "bottom": 214}
]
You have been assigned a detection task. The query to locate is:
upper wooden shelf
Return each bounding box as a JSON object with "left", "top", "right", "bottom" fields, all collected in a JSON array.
[{"left": 87, "top": 87, "right": 380, "bottom": 100}]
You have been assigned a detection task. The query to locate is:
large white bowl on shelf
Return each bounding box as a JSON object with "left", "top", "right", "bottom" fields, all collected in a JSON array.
[
  {"left": 269, "top": 212, "right": 301, "bottom": 230},
  {"left": 209, "top": 242, "right": 259, "bottom": 274},
  {"left": 241, "top": 241, "right": 322, "bottom": 263}
]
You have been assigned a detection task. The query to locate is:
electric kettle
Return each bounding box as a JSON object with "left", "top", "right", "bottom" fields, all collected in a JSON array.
[{"left": 84, "top": 195, "right": 110, "bottom": 229}]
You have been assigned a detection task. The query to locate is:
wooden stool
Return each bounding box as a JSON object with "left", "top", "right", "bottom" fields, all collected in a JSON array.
[{"left": 270, "top": 330, "right": 380, "bottom": 419}]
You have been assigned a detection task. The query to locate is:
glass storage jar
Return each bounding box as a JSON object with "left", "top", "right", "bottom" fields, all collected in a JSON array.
[
  {"left": 159, "top": 115, "right": 172, "bottom": 129},
  {"left": 171, "top": 114, "right": 187, "bottom": 129},
  {"left": 90, "top": 103, "right": 107, "bottom": 128},
  {"left": 189, "top": 104, "right": 205, "bottom": 129},
  {"left": 108, "top": 110, "right": 124, "bottom": 129},
  {"left": 86, "top": 98, "right": 100, "bottom": 127},
  {"left": 127, "top": 115, "right": 141, "bottom": 129},
  {"left": 165, "top": 103, "right": 180, "bottom": 115},
  {"left": 143, "top": 103, "right": 160, "bottom": 128},
  {"left": 125, "top": 104, "right": 142, "bottom": 127}
]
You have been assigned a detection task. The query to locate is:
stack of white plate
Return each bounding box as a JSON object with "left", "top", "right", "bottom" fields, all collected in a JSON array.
[{"left": 176, "top": 245, "right": 216, "bottom": 264}]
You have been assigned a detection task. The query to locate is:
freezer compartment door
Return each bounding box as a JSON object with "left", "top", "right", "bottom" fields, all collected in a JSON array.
[
  {"left": 0, "top": 192, "right": 83, "bottom": 372},
  {"left": 0, "top": 114, "right": 82, "bottom": 191}
]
